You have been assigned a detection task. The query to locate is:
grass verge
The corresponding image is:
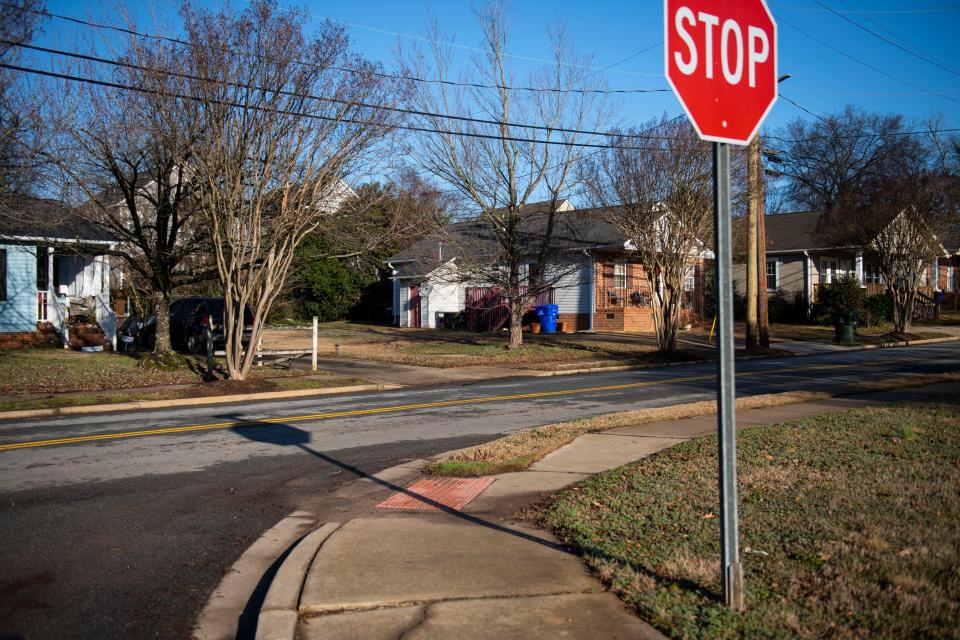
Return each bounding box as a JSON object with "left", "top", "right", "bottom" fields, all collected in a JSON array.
[
  {"left": 0, "top": 376, "right": 368, "bottom": 413},
  {"left": 542, "top": 401, "right": 960, "bottom": 639},
  {"left": 426, "top": 371, "right": 960, "bottom": 476}
]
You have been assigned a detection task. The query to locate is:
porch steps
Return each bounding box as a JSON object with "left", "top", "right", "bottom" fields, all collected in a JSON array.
[{"left": 68, "top": 321, "right": 111, "bottom": 351}]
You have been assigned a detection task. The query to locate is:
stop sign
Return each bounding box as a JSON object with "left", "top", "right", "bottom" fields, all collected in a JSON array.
[{"left": 665, "top": 0, "right": 778, "bottom": 145}]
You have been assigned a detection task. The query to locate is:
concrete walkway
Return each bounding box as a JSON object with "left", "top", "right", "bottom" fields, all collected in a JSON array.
[{"left": 247, "top": 383, "right": 957, "bottom": 640}]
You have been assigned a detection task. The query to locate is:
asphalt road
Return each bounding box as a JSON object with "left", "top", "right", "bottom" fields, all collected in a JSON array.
[{"left": 0, "top": 343, "right": 958, "bottom": 639}]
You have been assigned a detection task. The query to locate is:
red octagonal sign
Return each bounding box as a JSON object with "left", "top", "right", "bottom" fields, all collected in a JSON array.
[{"left": 665, "top": 0, "right": 778, "bottom": 145}]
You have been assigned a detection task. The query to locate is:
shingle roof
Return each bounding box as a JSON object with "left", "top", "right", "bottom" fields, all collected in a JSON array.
[
  {"left": 0, "top": 196, "right": 117, "bottom": 243},
  {"left": 388, "top": 206, "right": 629, "bottom": 276},
  {"left": 734, "top": 210, "right": 831, "bottom": 254}
]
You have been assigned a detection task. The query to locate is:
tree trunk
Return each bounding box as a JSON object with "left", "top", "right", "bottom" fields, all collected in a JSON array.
[
  {"left": 152, "top": 290, "right": 173, "bottom": 354},
  {"left": 508, "top": 299, "right": 524, "bottom": 349}
]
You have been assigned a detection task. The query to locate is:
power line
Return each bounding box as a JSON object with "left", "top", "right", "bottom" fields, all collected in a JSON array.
[
  {"left": 811, "top": 0, "right": 960, "bottom": 77},
  {"left": 1, "top": 62, "right": 676, "bottom": 151},
  {"left": 771, "top": 3, "right": 960, "bottom": 14},
  {"left": 6, "top": 40, "right": 657, "bottom": 142},
  {"left": 1, "top": 2, "right": 670, "bottom": 96},
  {"left": 834, "top": 0, "right": 960, "bottom": 76},
  {"left": 778, "top": 16, "right": 960, "bottom": 107}
]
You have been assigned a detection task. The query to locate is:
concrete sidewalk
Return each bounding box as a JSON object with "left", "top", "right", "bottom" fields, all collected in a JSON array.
[{"left": 242, "top": 383, "right": 956, "bottom": 640}]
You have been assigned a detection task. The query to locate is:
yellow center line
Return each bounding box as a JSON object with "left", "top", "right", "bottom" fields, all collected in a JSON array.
[{"left": 0, "top": 357, "right": 908, "bottom": 453}]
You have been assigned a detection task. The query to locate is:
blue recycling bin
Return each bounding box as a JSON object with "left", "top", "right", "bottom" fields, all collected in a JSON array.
[{"left": 535, "top": 304, "right": 559, "bottom": 334}]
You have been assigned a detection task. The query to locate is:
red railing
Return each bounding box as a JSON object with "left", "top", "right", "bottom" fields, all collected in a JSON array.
[{"left": 464, "top": 286, "right": 554, "bottom": 332}]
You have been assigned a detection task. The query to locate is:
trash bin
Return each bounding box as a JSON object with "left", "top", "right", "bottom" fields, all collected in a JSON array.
[
  {"left": 834, "top": 310, "right": 858, "bottom": 346},
  {"left": 535, "top": 304, "right": 559, "bottom": 334}
]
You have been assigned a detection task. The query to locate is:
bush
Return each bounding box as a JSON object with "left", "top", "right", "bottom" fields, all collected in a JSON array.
[
  {"left": 863, "top": 293, "right": 893, "bottom": 326},
  {"left": 767, "top": 288, "right": 807, "bottom": 324},
  {"left": 810, "top": 276, "right": 866, "bottom": 325}
]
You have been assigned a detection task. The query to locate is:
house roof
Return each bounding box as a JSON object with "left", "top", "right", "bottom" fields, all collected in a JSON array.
[
  {"left": 0, "top": 196, "right": 117, "bottom": 243},
  {"left": 388, "top": 204, "right": 628, "bottom": 276},
  {"left": 733, "top": 210, "right": 832, "bottom": 254}
]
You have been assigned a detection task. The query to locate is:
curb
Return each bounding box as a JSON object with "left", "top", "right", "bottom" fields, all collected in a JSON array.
[
  {"left": 0, "top": 383, "right": 405, "bottom": 421},
  {"left": 193, "top": 511, "right": 318, "bottom": 640},
  {"left": 255, "top": 523, "right": 341, "bottom": 640}
]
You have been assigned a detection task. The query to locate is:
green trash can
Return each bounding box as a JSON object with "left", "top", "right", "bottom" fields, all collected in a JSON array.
[{"left": 834, "top": 311, "right": 858, "bottom": 346}]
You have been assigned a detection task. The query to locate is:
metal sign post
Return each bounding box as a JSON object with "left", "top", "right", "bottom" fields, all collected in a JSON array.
[
  {"left": 666, "top": 0, "right": 778, "bottom": 611},
  {"left": 712, "top": 142, "right": 743, "bottom": 611}
]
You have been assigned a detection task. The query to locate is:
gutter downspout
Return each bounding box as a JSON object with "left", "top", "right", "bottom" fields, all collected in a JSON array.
[{"left": 587, "top": 254, "right": 596, "bottom": 332}]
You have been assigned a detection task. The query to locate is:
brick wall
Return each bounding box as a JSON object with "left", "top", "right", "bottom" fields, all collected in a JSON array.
[
  {"left": 556, "top": 313, "right": 590, "bottom": 332},
  {"left": 0, "top": 331, "right": 35, "bottom": 349}
]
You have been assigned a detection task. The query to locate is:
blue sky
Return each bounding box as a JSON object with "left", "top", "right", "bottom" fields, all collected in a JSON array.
[{"left": 38, "top": 0, "right": 960, "bottom": 133}]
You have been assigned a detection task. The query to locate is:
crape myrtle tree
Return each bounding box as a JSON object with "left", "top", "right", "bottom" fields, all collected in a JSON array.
[
  {"left": 581, "top": 116, "right": 713, "bottom": 352},
  {"left": 44, "top": 5, "right": 207, "bottom": 356},
  {"left": 182, "top": 0, "right": 407, "bottom": 380},
  {"left": 403, "top": 0, "right": 610, "bottom": 349}
]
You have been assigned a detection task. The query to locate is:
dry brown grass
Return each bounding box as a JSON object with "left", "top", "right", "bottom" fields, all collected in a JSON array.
[{"left": 427, "top": 370, "right": 960, "bottom": 476}]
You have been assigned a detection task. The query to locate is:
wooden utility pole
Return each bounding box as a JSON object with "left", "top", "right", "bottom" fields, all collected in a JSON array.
[
  {"left": 746, "top": 137, "right": 759, "bottom": 350},
  {"left": 753, "top": 135, "right": 770, "bottom": 348}
]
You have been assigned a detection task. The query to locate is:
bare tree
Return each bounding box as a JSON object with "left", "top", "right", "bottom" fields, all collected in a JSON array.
[
  {"left": 767, "top": 105, "right": 925, "bottom": 211},
  {"left": 581, "top": 116, "right": 712, "bottom": 351},
  {"left": 403, "top": 0, "right": 609, "bottom": 348},
  {"left": 0, "top": 0, "right": 46, "bottom": 196},
  {"left": 182, "top": 0, "right": 406, "bottom": 379},
  {"left": 46, "top": 12, "right": 206, "bottom": 356}
]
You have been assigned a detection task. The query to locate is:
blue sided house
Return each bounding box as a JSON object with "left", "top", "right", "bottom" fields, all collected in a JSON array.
[{"left": 0, "top": 197, "right": 119, "bottom": 349}]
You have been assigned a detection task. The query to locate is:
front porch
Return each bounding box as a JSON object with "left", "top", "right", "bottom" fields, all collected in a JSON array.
[{"left": 36, "top": 249, "right": 118, "bottom": 350}]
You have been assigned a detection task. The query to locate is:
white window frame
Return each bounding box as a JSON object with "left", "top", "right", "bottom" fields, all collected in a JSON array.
[
  {"left": 614, "top": 260, "right": 627, "bottom": 289},
  {"left": 766, "top": 258, "right": 779, "bottom": 291},
  {"left": 947, "top": 265, "right": 955, "bottom": 292},
  {"left": 819, "top": 258, "right": 837, "bottom": 285},
  {"left": 683, "top": 267, "right": 695, "bottom": 291}
]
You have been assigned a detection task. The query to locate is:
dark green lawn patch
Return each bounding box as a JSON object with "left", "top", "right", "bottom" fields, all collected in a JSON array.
[{"left": 543, "top": 403, "right": 960, "bottom": 639}]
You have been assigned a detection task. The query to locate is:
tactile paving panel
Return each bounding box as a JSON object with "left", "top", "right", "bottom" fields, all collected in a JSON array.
[{"left": 376, "top": 476, "right": 495, "bottom": 511}]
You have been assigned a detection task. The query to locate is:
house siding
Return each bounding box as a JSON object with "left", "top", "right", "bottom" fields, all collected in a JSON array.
[
  {"left": 553, "top": 259, "right": 592, "bottom": 315},
  {"left": 0, "top": 244, "right": 37, "bottom": 334},
  {"left": 422, "top": 281, "right": 464, "bottom": 328}
]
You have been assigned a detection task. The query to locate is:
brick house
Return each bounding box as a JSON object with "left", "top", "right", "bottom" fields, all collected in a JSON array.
[{"left": 387, "top": 201, "right": 708, "bottom": 332}]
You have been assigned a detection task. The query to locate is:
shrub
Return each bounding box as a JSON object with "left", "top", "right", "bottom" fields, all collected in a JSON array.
[
  {"left": 810, "top": 276, "right": 866, "bottom": 325},
  {"left": 863, "top": 293, "right": 893, "bottom": 326},
  {"left": 767, "top": 288, "right": 807, "bottom": 324}
]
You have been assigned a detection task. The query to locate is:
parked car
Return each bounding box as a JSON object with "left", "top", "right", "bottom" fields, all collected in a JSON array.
[
  {"left": 169, "top": 297, "right": 254, "bottom": 354},
  {"left": 130, "top": 297, "right": 254, "bottom": 354}
]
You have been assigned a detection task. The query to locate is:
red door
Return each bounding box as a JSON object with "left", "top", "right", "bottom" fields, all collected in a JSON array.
[{"left": 409, "top": 285, "right": 421, "bottom": 328}]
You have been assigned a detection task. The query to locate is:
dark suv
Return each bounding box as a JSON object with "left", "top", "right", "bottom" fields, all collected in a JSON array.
[{"left": 169, "top": 297, "right": 254, "bottom": 354}]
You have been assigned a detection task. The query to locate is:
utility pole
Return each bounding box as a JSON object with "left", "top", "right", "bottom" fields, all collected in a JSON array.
[
  {"left": 751, "top": 135, "right": 770, "bottom": 348},
  {"left": 746, "top": 140, "right": 759, "bottom": 350}
]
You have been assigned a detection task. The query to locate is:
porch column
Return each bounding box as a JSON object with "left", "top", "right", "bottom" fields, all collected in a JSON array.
[
  {"left": 855, "top": 253, "right": 864, "bottom": 287},
  {"left": 803, "top": 251, "right": 812, "bottom": 317},
  {"left": 46, "top": 247, "right": 56, "bottom": 324},
  {"left": 933, "top": 257, "right": 940, "bottom": 291}
]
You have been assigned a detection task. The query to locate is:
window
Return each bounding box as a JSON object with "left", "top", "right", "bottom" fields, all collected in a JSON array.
[
  {"left": 684, "top": 268, "right": 696, "bottom": 291},
  {"left": 614, "top": 260, "right": 627, "bottom": 289},
  {"left": 820, "top": 259, "right": 837, "bottom": 285},
  {"left": 863, "top": 263, "right": 882, "bottom": 284},
  {"left": 919, "top": 268, "right": 928, "bottom": 287},
  {"left": 766, "top": 259, "right": 778, "bottom": 291},
  {"left": 0, "top": 248, "right": 6, "bottom": 302},
  {"left": 948, "top": 266, "right": 955, "bottom": 292}
]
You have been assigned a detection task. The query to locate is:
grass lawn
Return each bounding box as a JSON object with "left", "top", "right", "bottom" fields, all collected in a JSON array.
[
  {"left": 543, "top": 402, "right": 960, "bottom": 639},
  {"left": 0, "top": 349, "right": 368, "bottom": 412}
]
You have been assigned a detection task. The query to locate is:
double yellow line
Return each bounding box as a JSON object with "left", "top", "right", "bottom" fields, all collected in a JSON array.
[{"left": 0, "top": 358, "right": 910, "bottom": 453}]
